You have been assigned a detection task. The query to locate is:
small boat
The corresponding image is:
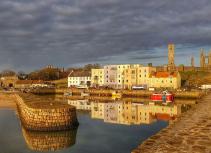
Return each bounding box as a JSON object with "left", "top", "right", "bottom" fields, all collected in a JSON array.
[
  {"left": 112, "top": 91, "right": 122, "bottom": 99},
  {"left": 81, "top": 92, "right": 90, "bottom": 97},
  {"left": 64, "top": 92, "right": 72, "bottom": 96},
  {"left": 151, "top": 90, "right": 174, "bottom": 103}
]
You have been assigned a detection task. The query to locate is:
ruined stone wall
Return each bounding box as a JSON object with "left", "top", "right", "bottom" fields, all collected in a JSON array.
[{"left": 15, "top": 94, "right": 78, "bottom": 131}]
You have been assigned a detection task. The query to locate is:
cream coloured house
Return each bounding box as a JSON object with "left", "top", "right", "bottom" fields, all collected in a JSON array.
[
  {"left": 149, "top": 71, "right": 181, "bottom": 89},
  {"left": 91, "top": 69, "right": 104, "bottom": 87},
  {"left": 123, "top": 65, "right": 156, "bottom": 89}
]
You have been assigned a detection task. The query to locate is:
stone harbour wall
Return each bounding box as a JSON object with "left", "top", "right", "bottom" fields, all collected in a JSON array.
[{"left": 15, "top": 94, "right": 79, "bottom": 131}]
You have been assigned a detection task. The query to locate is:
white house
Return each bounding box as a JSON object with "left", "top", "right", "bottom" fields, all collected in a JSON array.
[{"left": 68, "top": 70, "right": 91, "bottom": 88}]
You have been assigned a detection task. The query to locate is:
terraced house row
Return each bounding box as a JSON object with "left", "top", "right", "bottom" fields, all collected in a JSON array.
[{"left": 68, "top": 64, "right": 181, "bottom": 89}]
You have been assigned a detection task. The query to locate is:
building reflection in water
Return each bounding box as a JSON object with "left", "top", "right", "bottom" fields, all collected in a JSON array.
[
  {"left": 22, "top": 126, "right": 78, "bottom": 152},
  {"left": 68, "top": 98, "right": 191, "bottom": 125}
]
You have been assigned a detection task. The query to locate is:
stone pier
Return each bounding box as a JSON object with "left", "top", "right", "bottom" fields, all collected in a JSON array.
[
  {"left": 132, "top": 93, "right": 211, "bottom": 153},
  {"left": 15, "top": 93, "right": 79, "bottom": 131}
]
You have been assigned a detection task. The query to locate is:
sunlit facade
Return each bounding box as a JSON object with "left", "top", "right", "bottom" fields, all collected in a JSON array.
[
  {"left": 149, "top": 72, "right": 181, "bottom": 89},
  {"left": 91, "top": 69, "right": 104, "bottom": 87}
]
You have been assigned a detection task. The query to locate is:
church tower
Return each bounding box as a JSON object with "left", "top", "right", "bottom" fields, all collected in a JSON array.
[{"left": 168, "top": 44, "right": 175, "bottom": 71}]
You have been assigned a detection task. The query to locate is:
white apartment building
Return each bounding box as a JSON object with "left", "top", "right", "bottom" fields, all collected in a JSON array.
[{"left": 68, "top": 70, "right": 91, "bottom": 87}]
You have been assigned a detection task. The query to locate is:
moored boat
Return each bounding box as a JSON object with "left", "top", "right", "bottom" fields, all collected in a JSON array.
[{"left": 151, "top": 91, "right": 174, "bottom": 103}]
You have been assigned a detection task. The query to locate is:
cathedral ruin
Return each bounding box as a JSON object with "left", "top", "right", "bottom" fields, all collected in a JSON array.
[{"left": 200, "top": 49, "right": 211, "bottom": 69}]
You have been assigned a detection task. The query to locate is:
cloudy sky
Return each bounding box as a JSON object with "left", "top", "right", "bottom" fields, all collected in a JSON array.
[{"left": 0, "top": 0, "right": 211, "bottom": 71}]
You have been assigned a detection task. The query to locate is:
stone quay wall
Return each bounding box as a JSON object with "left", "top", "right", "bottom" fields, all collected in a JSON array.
[
  {"left": 22, "top": 127, "right": 77, "bottom": 151},
  {"left": 15, "top": 94, "right": 79, "bottom": 131},
  {"left": 31, "top": 88, "right": 204, "bottom": 99},
  {"left": 132, "top": 93, "right": 211, "bottom": 153}
]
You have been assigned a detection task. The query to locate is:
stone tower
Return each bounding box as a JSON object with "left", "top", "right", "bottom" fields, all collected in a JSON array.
[
  {"left": 191, "top": 56, "right": 194, "bottom": 67},
  {"left": 208, "top": 51, "right": 211, "bottom": 67},
  {"left": 168, "top": 44, "right": 175, "bottom": 71},
  {"left": 200, "top": 49, "right": 205, "bottom": 68}
]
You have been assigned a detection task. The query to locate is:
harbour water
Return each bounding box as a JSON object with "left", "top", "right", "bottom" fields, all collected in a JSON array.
[{"left": 0, "top": 95, "right": 193, "bottom": 153}]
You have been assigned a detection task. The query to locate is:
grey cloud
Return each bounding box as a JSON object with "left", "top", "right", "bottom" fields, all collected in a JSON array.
[{"left": 0, "top": 0, "right": 210, "bottom": 71}]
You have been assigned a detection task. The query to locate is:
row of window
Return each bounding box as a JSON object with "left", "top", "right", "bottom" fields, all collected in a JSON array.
[{"left": 69, "top": 77, "right": 90, "bottom": 80}]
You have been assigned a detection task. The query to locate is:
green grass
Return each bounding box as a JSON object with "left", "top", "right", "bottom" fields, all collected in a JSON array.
[{"left": 180, "top": 71, "right": 211, "bottom": 86}]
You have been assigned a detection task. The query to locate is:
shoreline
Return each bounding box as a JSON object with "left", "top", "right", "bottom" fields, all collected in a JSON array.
[
  {"left": 131, "top": 92, "right": 211, "bottom": 153},
  {"left": 30, "top": 88, "right": 204, "bottom": 99}
]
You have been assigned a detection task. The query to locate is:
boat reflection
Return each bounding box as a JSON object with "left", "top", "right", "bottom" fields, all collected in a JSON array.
[
  {"left": 22, "top": 127, "right": 78, "bottom": 152},
  {"left": 68, "top": 97, "right": 191, "bottom": 125}
]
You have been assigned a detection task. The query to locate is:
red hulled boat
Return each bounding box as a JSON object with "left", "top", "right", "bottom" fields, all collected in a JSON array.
[{"left": 151, "top": 91, "right": 174, "bottom": 103}]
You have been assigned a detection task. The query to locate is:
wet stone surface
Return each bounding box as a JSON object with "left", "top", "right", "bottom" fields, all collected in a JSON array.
[{"left": 132, "top": 94, "right": 211, "bottom": 153}]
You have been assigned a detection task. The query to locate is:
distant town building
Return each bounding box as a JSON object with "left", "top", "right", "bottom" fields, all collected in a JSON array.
[
  {"left": 68, "top": 70, "right": 91, "bottom": 88},
  {"left": 0, "top": 76, "right": 19, "bottom": 88}
]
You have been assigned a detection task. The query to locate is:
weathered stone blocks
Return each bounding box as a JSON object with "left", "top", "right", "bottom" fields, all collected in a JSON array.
[{"left": 15, "top": 94, "right": 79, "bottom": 131}]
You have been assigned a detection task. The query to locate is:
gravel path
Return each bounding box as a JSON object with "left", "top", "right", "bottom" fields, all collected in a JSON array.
[{"left": 132, "top": 93, "right": 211, "bottom": 153}]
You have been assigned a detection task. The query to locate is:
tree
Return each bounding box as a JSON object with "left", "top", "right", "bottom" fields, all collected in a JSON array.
[
  {"left": 84, "top": 64, "right": 101, "bottom": 71},
  {"left": 17, "top": 71, "right": 28, "bottom": 80},
  {"left": 1, "top": 70, "right": 16, "bottom": 77},
  {"left": 28, "top": 68, "right": 60, "bottom": 81}
]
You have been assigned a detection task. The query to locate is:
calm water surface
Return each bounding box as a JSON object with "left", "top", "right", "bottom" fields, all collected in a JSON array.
[{"left": 0, "top": 96, "right": 192, "bottom": 153}]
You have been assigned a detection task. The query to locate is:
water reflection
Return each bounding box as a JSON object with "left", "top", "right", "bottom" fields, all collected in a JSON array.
[
  {"left": 67, "top": 98, "right": 191, "bottom": 125},
  {"left": 22, "top": 127, "right": 78, "bottom": 152}
]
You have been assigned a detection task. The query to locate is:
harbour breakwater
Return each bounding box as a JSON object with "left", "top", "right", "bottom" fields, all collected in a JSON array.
[
  {"left": 31, "top": 88, "right": 204, "bottom": 99},
  {"left": 15, "top": 93, "right": 79, "bottom": 131}
]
